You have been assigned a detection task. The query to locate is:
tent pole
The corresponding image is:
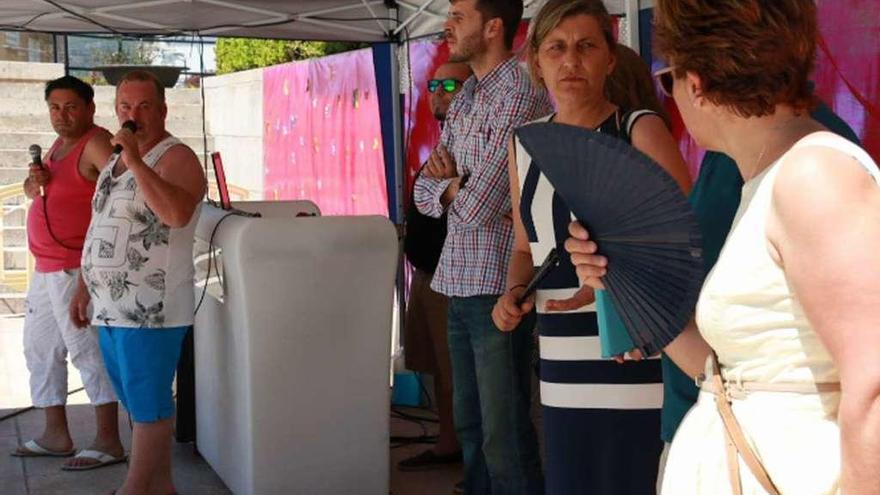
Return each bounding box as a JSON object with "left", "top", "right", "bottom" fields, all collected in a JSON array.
[
  {"left": 372, "top": 4, "right": 408, "bottom": 380},
  {"left": 624, "top": 0, "right": 640, "bottom": 53},
  {"left": 62, "top": 35, "right": 69, "bottom": 75},
  {"left": 372, "top": 41, "right": 404, "bottom": 225}
]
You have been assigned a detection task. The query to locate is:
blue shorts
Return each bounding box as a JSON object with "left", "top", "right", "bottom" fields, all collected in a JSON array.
[{"left": 98, "top": 326, "right": 189, "bottom": 423}]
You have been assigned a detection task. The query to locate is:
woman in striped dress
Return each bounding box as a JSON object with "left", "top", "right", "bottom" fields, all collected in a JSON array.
[{"left": 492, "top": 1, "right": 691, "bottom": 493}]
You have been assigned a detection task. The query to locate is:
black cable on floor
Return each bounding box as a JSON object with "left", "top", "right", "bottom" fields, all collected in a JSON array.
[
  {"left": 0, "top": 386, "right": 84, "bottom": 423},
  {"left": 390, "top": 404, "right": 441, "bottom": 449},
  {"left": 391, "top": 406, "right": 438, "bottom": 424},
  {"left": 391, "top": 435, "right": 438, "bottom": 449}
]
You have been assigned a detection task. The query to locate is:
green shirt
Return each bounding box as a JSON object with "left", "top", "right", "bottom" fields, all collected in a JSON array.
[{"left": 659, "top": 101, "right": 860, "bottom": 442}]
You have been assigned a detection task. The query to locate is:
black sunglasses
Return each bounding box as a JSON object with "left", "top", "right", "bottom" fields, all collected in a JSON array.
[
  {"left": 428, "top": 78, "right": 462, "bottom": 93},
  {"left": 653, "top": 67, "right": 675, "bottom": 97}
]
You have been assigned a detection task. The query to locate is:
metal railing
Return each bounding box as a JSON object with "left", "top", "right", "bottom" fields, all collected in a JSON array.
[
  {"left": 0, "top": 183, "right": 32, "bottom": 298},
  {"left": 0, "top": 179, "right": 251, "bottom": 308}
]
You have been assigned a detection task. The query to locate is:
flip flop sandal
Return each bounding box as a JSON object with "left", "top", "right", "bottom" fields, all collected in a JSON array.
[
  {"left": 61, "top": 449, "right": 128, "bottom": 471},
  {"left": 10, "top": 439, "right": 75, "bottom": 458}
]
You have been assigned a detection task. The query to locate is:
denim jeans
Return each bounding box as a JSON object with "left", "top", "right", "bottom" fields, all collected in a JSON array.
[{"left": 447, "top": 295, "right": 543, "bottom": 495}]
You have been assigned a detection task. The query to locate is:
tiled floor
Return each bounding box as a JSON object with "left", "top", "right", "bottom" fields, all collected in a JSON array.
[
  {"left": 1, "top": 316, "right": 464, "bottom": 495},
  {"left": 1, "top": 400, "right": 232, "bottom": 495},
  {"left": 0, "top": 404, "right": 461, "bottom": 495},
  {"left": 389, "top": 410, "right": 462, "bottom": 495}
]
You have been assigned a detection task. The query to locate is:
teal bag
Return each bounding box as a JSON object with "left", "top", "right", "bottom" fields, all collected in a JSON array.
[{"left": 595, "top": 289, "right": 635, "bottom": 358}]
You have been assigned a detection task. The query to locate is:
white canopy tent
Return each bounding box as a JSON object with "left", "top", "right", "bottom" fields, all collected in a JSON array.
[
  {"left": 0, "top": 1, "right": 643, "bottom": 42},
  {"left": 1, "top": 4, "right": 657, "bottom": 490},
  {"left": 0, "top": 0, "right": 654, "bottom": 221}
]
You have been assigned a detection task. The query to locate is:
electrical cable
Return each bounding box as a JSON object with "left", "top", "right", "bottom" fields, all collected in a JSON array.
[
  {"left": 391, "top": 409, "right": 431, "bottom": 442},
  {"left": 391, "top": 437, "right": 437, "bottom": 449},
  {"left": 0, "top": 387, "right": 83, "bottom": 423},
  {"left": 18, "top": 11, "right": 51, "bottom": 30},
  {"left": 415, "top": 371, "right": 434, "bottom": 412},
  {"left": 192, "top": 211, "right": 235, "bottom": 317},
  {"left": 187, "top": 16, "right": 403, "bottom": 37},
  {"left": 391, "top": 406, "right": 438, "bottom": 424},
  {"left": 390, "top": 405, "right": 439, "bottom": 448},
  {"left": 40, "top": 194, "right": 84, "bottom": 250},
  {"left": 311, "top": 16, "right": 401, "bottom": 24},
  {"left": 197, "top": 34, "right": 209, "bottom": 181}
]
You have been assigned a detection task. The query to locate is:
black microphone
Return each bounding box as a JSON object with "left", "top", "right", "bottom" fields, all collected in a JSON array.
[
  {"left": 111, "top": 120, "right": 138, "bottom": 154},
  {"left": 28, "top": 144, "right": 45, "bottom": 197}
]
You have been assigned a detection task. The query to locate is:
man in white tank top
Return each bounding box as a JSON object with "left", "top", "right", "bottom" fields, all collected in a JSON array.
[{"left": 70, "top": 70, "right": 205, "bottom": 495}]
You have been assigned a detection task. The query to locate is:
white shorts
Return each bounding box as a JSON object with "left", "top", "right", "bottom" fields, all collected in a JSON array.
[{"left": 23, "top": 269, "right": 116, "bottom": 407}]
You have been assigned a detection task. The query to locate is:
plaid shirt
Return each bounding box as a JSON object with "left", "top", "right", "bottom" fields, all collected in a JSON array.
[{"left": 415, "top": 57, "right": 552, "bottom": 297}]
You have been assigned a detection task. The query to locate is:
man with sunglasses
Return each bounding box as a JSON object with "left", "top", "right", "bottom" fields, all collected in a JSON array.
[
  {"left": 413, "top": 1, "right": 551, "bottom": 493},
  {"left": 427, "top": 63, "right": 472, "bottom": 123},
  {"left": 400, "top": 63, "right": 472, "bottom": 481}
]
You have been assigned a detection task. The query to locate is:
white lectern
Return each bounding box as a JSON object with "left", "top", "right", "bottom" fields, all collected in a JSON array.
[{"left": 193, "top": 201, "right": 397, "bottom": 495}]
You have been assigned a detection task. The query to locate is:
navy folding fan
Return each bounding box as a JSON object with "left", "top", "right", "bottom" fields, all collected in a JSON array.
[{"left": 515, "top": 122, "right": 704, "bottom": 356}]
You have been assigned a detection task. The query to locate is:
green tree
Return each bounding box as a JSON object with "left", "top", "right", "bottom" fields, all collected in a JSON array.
[{"left": 215, "top": 38, "right": 367, "bottom": 74}]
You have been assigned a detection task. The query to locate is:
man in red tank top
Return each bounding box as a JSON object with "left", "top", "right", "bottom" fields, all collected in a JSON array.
[{"left": 13, "top": 76, "right": 125, "bottom": 471}]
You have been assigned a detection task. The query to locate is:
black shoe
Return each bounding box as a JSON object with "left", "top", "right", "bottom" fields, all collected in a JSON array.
[
  {"left": 398, "top": 449, "right": 463, "bottom": 471},
  {"left": 453, "top": 480, "right": 464, "bottom": 493}
]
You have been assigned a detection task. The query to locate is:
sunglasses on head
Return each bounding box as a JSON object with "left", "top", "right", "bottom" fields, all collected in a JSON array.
[
  {"left": 428, "top": 78, "right": 462, "bottom": 93},
  {"left": 653, "top": 66, "right": 675, "bottom": 97}
]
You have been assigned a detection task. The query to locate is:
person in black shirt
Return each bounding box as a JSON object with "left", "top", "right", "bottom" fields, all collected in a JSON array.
[{"left": 399, "top": 62, "right": 471, "bottom": 473}]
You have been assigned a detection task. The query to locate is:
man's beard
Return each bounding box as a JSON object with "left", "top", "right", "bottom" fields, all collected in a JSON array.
[
  {"left": 434, "top": 112, "right": 446, "bottom": 122},
  {"left": 53, "top": 122, "right": 87, "bottom": 138},
  {"left": 448, "top": 30, "right": 485, "bottom": 64}
]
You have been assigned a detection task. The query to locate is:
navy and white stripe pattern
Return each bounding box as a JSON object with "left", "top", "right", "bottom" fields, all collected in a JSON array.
[
  {"left": 516, "top": 110, "right": 665, "bottom": 494},
  {"left": 516, "top": 113, "right": 663, "bottom": 411}
]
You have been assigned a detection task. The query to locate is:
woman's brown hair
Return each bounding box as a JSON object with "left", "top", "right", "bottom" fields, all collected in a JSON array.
[
  {"left": 606, "top": 44, "right": 671, "bottom": 128},
  {"left": 653, "top": 0, "right": 817, "bottom": 118}
]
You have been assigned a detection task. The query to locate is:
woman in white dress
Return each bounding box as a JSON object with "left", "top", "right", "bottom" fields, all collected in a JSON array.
[{"left": 564, "top": 0, "right": 880, "bottom": 493}]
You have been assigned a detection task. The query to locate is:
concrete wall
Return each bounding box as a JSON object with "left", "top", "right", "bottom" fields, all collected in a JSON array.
[
  {"left": 0, "top": 61, "right": 211, "bottom": 304},
  {"left": 203, "top": 68, "right": 264, "bottom": 200},
  {"left": 0, "top": 62, "right": 211, "bottom": 187},
  {"left": 0, "top": 60, "right": 264, "bottom": 199},
  {"left": 0, "top": 61, "right": 63, "bottom": 82},
  {"left": 0, "top": 59, "right": 262, "bottom": 202}
]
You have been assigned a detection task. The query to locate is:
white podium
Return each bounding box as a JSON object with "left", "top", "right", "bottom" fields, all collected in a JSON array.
[{"left": 193, "top": 201, "right": 397, "bottom": 495}]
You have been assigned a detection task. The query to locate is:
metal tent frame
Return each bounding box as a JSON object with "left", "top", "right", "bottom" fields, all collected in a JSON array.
[{"left": 0, "top": 0, "right": 652, "bottom": 221}]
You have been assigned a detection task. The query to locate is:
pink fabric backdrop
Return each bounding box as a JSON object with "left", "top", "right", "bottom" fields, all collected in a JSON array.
[
  {"left": 814, "top": 0, "right": 879, "bottom": 162},
  {"left": 662, "top": 0, "right": 879, "bottom": 174},
  {"left": 263, "top": 49, "right": 388, "bottom": 216},
  {"left": 403, "top": 7, "right": 880, "bottom": 181},
  {"left": 261, "top": 6, "right": 876, "bottom": 218}
]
